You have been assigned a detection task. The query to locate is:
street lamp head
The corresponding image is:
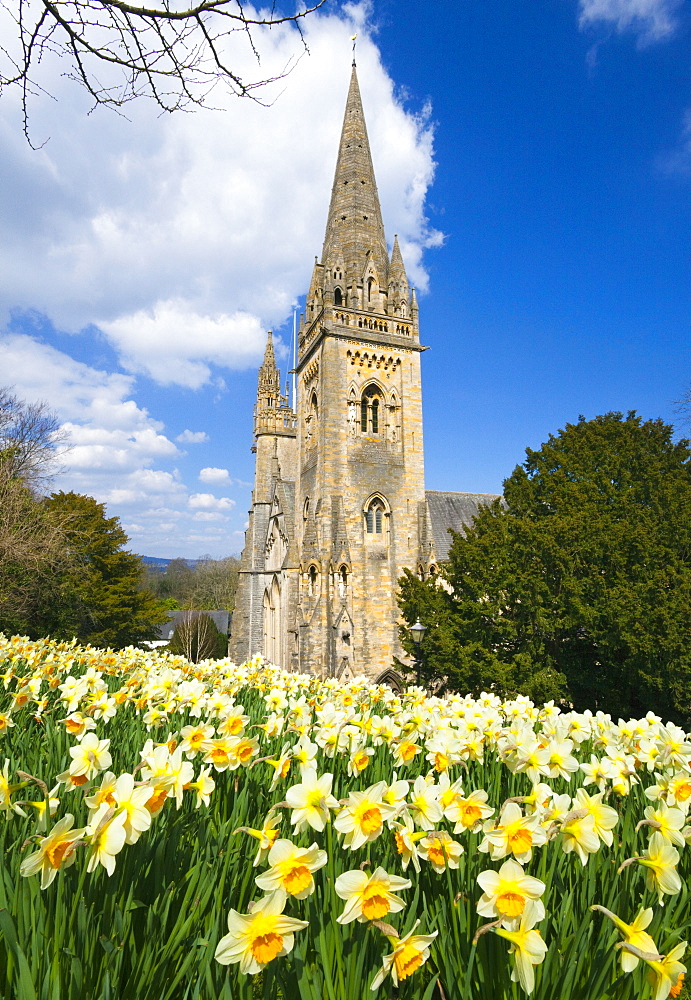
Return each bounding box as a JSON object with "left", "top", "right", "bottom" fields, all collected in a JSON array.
[{"left": 409, "top": 617, "right": 427, "bottom": 646}]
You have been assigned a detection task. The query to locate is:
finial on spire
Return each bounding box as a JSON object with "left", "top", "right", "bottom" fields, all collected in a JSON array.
[{"left": 350, "top": 32, "right": 357, "bottom": 64}]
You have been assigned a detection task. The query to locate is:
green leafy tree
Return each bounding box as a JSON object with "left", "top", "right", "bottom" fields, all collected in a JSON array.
[
  {"left": 399, "top": 412, "right": 691, "bottom": 723},
  {"left": 41, "top": 492, "right": 168, "bottom": 649}
]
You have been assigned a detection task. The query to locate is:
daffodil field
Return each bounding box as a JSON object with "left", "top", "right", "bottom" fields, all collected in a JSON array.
[{"left": 1, "top": 634, "right": 690, "bottom": 1000}]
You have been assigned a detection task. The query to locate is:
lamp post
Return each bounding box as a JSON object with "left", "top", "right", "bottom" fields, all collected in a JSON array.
[{"left": 409, "top": 617, "right": 427, "bottom": 686}]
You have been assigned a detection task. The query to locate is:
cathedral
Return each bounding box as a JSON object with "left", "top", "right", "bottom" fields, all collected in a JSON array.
[{"left": 230, "top": 62, "right": 497, "bottom": 681}]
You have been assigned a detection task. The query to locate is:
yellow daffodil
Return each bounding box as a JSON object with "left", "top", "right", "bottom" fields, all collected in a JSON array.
[
  {"left": 236, "top": 810, "right": 282, "bottom": 866},
  {"left": 391, "top": 813, "right": 427, "bottom": 873},
  {"left": 254, "top": 839, "right": 326, "bottom": 898},
  {"left": 447, "top": 788, "right": 494, "bottom": 833},
  {"left": 85, "top": 803, "right": 127, "bottom": 875},
  {"left": 392, "top": 738, "right": 421, "bottom": 766},
  {"left": 334, "top": 780, "right": 397, "bottom": 850},
  {"left": 559, "top": 808, "right": 600, "bottom": 865},
  {"left": 227, "top": 735, "right": 260, "bottom": 769},
  {"left": 407, "top": 775, "right": 443, "bottom": 831},
  {"left": 202, "top": 736, "right": 236, "bottom": 771},
  {"left": 60, "top": 712, "right": 96, "bottom": 739},
  {"left": 214, "top": 889, "right": 309, "bottom": 974},
  {"left": 264, "top": 743, "right": 293, "bottom": 790},
  {"left": 476, "top": 858, "right": 546, "bottom": 922},
  {"left": 479, "top": 802, "right": 547, "bottom": 863},
  {"left": 419, "top": 830, "right": 464, "bottom": 873},
  {"left": 493, "top": 904, "right": 548, "bottom": 995},
  {"left": 637, "top": 832, "right": 682, "bottom": 905},
  {"left": 618, "top": 940, "right": 687, "bottom": 1000},
  {"left": 68, "top": 733, "right": 112, "bottom": 780},
  {"left": 179, "top": 723, "right": 215, "bottom": 758},
  {"left": 335, "top": 866, "right": 411, "bottom": 924},
  {"left": 591, "top": 904, "right": 658, "bottom": 973},
  {"left": 666, "top": 771, "right": 691, "bottom": 814},
  {"left": 0, "top": 712, "right": 15, "bottom": 735},
  {"left": 23, "top": 784, "right": 61, "bottom": 832},
  {"left": 370, "top": 920, "right": 438, "bottom": 991},
  {"left": 112, "top": 773, "right": 153, "bottom": 844},
  {"left": 20, "top": 813, "right": 85, "bottom": 888},
  {"left": 84, "top": 771, "right": 118, "bottom": 813},
  {"left": 216, "top": 705, "right": 249, "bottom": 736},
  {"left": 572, "top": 787, "right": 619, "bottom": 846},
  {"left": 284, "top": 768, "right": 338, "bottom": 832},
  {"left": 381, "top": 773, "right": 409, "bottom": 814},
  {"left": 642, "top": 802, "right": 686, "bottom": 848},
  {"left": 186, "top": 766, "right": 215, "bottom": 808},
  {"left": 348, "top": 744, "right": 375, "bottom": 776}
]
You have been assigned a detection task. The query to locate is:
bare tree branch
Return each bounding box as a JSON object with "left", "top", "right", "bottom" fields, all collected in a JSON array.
[
  {"left": 0, "top": 0, "right": 327, "bottom": 143},
  {"left": 0, "top": 386, "right": 65, "bottom": 492},
  {"left": 673, "top": 386, "right": 691, "bottom": 429}
]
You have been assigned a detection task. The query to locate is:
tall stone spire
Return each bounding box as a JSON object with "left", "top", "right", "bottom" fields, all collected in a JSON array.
[{"left": 321, "top": 62, "right": 389, "bottom": 288}]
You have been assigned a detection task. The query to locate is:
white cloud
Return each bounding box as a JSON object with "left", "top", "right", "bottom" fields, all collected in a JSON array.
[
  {"left": 199, "top": 467, "right": 231, "bottom": 484},
  {"left": 0, "top": 5, "right": 439, "bottom": 388},
  {"left": 99, "top": 301, "right": 266, "bottom": 388},
  {"left": 177, "top": 429, "right": 209, "bottom": 443},
  {"left": 100, "top": 471, "right": 185, "bottom": 504},
  {"left": 0, "top": 328, "right": 192, "bottom": 544},
  {"left": 62, "top": 423, "right": 179, "bottom": 469},
  {"left": 193, "top": 511, "right": 227, "bottom": 522},
  {"left": 578, "top": 0, "right": 683, "bottom": 43},
  {"left": 188, "top": 493, "right": 235, "bottom": 511},
  {"left": 0, "top": 332, "right": 179, "bottom": 472}
]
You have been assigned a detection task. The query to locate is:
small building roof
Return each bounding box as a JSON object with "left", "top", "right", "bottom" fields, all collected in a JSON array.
[
  {"left": 155, "top": 610, "right": 231, "bottom": 643},
  {"left": 425, "top": 490, "right": 502, "bottom": 562}
]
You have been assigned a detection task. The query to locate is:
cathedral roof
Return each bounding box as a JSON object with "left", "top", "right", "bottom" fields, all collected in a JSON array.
[
  {"left": 321, "top": 62, "right": 389, "bottom": 285},
  {"left": 425, "top": 490, "right": 503, "bottom": 562}
]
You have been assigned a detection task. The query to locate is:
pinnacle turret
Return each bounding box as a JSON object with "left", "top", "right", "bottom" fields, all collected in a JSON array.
[
  {"left": 254, "top": 331, "right": 296, "bottom": 440},
  {"left": 257, "top": 330, "right": 281, "bottom": 409}
]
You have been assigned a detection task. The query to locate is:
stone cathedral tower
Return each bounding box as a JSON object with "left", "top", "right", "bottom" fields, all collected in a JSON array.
[{"left": 231, "top": 62, "right": 496, "bottom": 679}]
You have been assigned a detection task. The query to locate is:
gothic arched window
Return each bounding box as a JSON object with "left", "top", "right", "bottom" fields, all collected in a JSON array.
[
  {"left": 305, "top": 391, "right": 318, "bottom": 445},
  {"left": 364, "top": 496, "right": 386, "bottom": 535},
  {"left": 263, "top": 576, "right": 282, "bottom": 666},
  {"left": 360, "top": 383, "right": 382, "bottom": 435},
  {"left": 334, "top": 287, "right": 343, "bottom": 306}
]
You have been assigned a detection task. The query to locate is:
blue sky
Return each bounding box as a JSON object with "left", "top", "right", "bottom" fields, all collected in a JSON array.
[{"left": 1, "top": 0, "right": 689, "bottom": 558}]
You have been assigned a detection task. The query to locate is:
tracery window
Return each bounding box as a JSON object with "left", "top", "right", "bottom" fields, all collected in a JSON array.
[
  {"left": 360, "top": 383, "right": 382, "bottom": 435},
  {"left": 364, "top": 497, "right": 385, "bottom": 535}
]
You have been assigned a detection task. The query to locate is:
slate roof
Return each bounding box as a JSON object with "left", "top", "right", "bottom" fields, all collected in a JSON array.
[{"left": 425, "top": 490, "right": 503, "bottom": 562}]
